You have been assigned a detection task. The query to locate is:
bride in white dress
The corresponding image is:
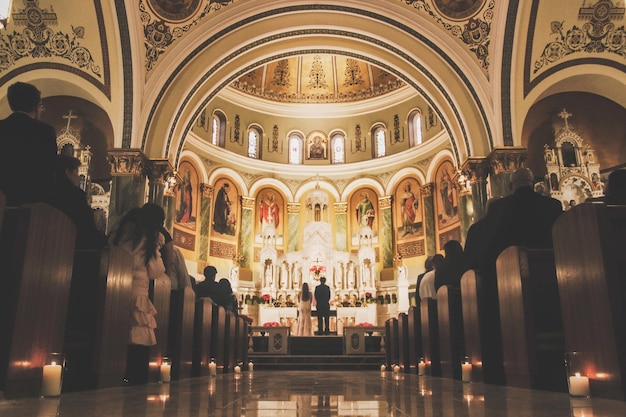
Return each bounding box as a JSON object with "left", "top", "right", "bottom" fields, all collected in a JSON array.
[{"left": 296, "top": 282, "right": 312, "bottom": 336}]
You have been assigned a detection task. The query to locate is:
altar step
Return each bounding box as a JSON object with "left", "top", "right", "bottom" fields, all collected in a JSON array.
[
  {"left": 249, "top": 335, "right": 385, "bottom": 370},
  {"left": 248, "top": 354, "right": 385, "bottom": 371}
]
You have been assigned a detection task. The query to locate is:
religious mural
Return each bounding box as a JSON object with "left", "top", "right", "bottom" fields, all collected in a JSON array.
[
  {"left": 174, "top": 161, "right": 198, "bottom": 231},
  {"left": 435, "top": 160, "right": 459, "bottom": 229},
  {"left": 350, "top": 188, "right": 378, "bottom": 246},
  {"left": 212, "top": 178, "right": 237, "bottom": 237},
  {"left": 306, "top": 131, "right": 328, "bottom": 160},
  {"left": 395, "top": 178, "right": 423, "bottom": 239},
  {"left": 256, "top": 188, "right": 284, "bottom": 245}
]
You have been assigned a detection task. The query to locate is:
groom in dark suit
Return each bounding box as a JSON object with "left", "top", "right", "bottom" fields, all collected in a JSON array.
[
  {"left": 0, "top": 82, "right": 57, "bottom": 206},
  {"left": 314, "top": 277, "right": 331, "bottom": 335}
]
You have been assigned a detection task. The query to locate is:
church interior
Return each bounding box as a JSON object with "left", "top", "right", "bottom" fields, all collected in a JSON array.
[{"left": 1, "top": 0, "right": 626, "bottom": 416}]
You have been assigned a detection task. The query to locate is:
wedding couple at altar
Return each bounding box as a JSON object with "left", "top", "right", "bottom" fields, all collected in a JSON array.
[{"left": 296, "top": 277, "right": 331, "bottom": 336}]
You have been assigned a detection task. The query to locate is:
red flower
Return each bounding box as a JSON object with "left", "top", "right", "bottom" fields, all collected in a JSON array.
[
  {"left": 262, "top": 294, "right": 271, "bottom": 301},
  {"left": 263, "top": 321, "right": 280, "bottom": 327}
]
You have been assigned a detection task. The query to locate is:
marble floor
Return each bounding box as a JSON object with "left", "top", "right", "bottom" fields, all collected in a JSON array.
[{"left": 2, "top": 370, "right": 626, "bottom": 417}]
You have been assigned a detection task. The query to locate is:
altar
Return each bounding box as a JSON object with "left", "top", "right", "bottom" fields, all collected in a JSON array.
[{"left": 259, "top": 304, "right": 378, "bottom": 335}]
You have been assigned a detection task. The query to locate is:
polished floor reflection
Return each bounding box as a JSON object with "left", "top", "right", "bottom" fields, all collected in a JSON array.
[{"left": 2, "top": 370, "right": 626, "bottom": 416}]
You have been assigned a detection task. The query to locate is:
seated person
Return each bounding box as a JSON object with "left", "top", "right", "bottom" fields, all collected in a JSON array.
[
  {"left": 196, "top": 265, "right": 219, "bottom": 300},
  {"left": 51, "top": 154, "right": 107, "bottom": 250}
]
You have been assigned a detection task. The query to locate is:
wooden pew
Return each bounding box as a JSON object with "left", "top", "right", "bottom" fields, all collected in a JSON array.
[
  {"left": 406, "top": 306, "right": 422, "bottom": 373},
  {"left": 460, "top": 269, "right": 505, "bottom": 384},
  {"left": 385, "top": 318, "right": 399, "bottom": 368},
  {"left": 63, "top": 247, "right": 134, "bottom": 392},
  {"left": 149, "top": 276, "right": 171, "bottom": 382},
  {"left": 192, "top": 297, "right": 215, "bottom": 377},
  {"left": 420, "top": 298, "right": 441, "bottom": 376},
  {"left": 397, "top": 313, "right": 410, "bottom": 373},
  {"left": 0, "top": 190, "right": 5, "bottom": 236},
  {"left": 224, "top": 312, "right": 237, "bottom": 372},
  {"left": 552, "top": 202, "right": 626, "bottom": 400},
  {"left": 496, "top": 245, "right": 566, "bottom": 392},
  {"left": 235, "top": 316, "right": 250, "bottom": 368},
  {"left": 0, "top": 204, "right": 76, "bottom": 398},
  {"left": 437, "top": 286, "right": 465, "bottom": 380},
  {"left": 212, "top": 304, "right": 228, "bottom": 371},
  {"left": 167, "top": 286, "right": 196, "bottom": 380}
]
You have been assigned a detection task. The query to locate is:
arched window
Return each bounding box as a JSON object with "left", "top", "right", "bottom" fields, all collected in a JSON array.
[
  {"left": 248, "top": 126, "right": 262, "bottom": 158},
  {"left": 372, "top": 125, "right": 386, "bottom": 158},
  {"left": 211, "top": 111, "right": 227, "bottom": 147},
  {"left": 331, "top": 133, "right": 345, "bottom": 164},
  {"left": 288, "top": 133, "right": 304, "bottom": 164},
  {"left": 408, "top": 109, "right": 423, "bottom": 146}
]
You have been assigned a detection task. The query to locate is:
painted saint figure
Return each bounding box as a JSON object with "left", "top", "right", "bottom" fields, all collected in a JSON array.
[
  {"left": 400, "top": 182, "right": 419, "bottom": 236},
  {"left": 356, "top": 192, "right": 375, "bottom": 228},
  {"left": 176, "top": 168, "right": 193, "bottom": 223},
  {"left": 213, "top": 182, "right": 232, "bottom": 234},
  {"left": 260, "top": 192, "right": 280, "bottom": 230}
]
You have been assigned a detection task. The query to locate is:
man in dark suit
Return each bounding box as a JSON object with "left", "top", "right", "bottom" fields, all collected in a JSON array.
[
  {"left": 314, "top": 276, "right": 331, "bottom": 335},
  {"left": 0, "top": 82, "right": 57, "bottom": 206}
]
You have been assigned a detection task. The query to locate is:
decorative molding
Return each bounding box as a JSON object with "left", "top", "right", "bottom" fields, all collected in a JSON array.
[
  {"left": 403, "top": 0, "right": 494, "bottom": 69},
  {"left": 240, "top": 196, "right": 255, "bottom": 209},
  {"left": 378, "top": 196, "right": 392, "bottom": 208},
  {"left": 461, "top": 156, "right": 490, "bottom": 183},
  {"left": 487, "top": 147, "right": 527, "bottom": 176},
  {"left": 200, "top": 183, "right": 213, "bottom": 198},
  {"left": 421, "top": 183, "right": 435, "bottom": 197},
  {"left": 0, "top": 0, "right": 101, "bottom": 76},
  {"left": 287, "top": 202, "right": 301, "bottom": 214},
  {"left": 147, "top": 158, "right": 174, "bottom": 184},
  {"left": 140, "top": 0, "right": 234, "bottom": 71},
  {"left": 534, "top": 0, "right": 626, "bottom": 74},
  {"left": 334, "top": 202, "right": 348, "bottom": 214}
]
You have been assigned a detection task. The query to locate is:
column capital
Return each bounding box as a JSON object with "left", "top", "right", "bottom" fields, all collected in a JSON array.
[
  {"left": 287, "top": 202, "right": 301, "bottom": 214},
  {"left": 461, "top": 157, "right": 490, "bottom": 183},
  {"left": 488, "top": 147, "right": 527, "bottom": 175},
  {"left": 146, "top": 158, "right": 174, "bottom": 185},
  {"left": 241, "top": 196, "right": 255, "bottom": 209},
  {"left": 107, "top": 149, "right": 148, "bottom": 176},
  {"left": 200, "top": 183, "right": 213, "bottom": 198},
  {"left": 334, "top": 202, "right": 348, "bottom": 214},
  {"left": 378, "top": 196, "right": 392, "bottom": 209},
  {"left": 421, "top": 183, "right": 435, "bottom": 198}
]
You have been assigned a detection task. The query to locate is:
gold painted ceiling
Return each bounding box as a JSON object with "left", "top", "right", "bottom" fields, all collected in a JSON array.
[{"left": 230, "top": 54, "right": 406, "bottom": 104}]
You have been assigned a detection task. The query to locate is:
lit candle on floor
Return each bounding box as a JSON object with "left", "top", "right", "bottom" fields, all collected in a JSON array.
[
  {"left": 380, "top": 364, "right": 386, "bottom": 372},
  {"left": 569, "top": 373, "right": 590, "bottom": 397},
  {"left": 248, "top": 361, "right": 254, "bottom": 372},
  {"left": 42, "top": 361, "right": 63, "bottom": 397},
  {"left": 160, "top": 358, "right": 171, "bottom": 383},
  {"left": 234, "top": 364, "right": 241, "bottom": 374},
  {"left": 393, "top": 364, "right": 400, "bottom": 373},
  {"left": 461, "top": 361, "right": 472, "bottom": 383},
  {"left": 418, "top": 359, "right": 426, "bottom": 376},
  {"left": 209, "top": 359, "right": 217, "bottom": 377}
]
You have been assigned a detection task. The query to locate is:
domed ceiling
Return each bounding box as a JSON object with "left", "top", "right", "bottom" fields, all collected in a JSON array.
[{"left": 229, "top": 54, "right": 406, "bottom": 104}]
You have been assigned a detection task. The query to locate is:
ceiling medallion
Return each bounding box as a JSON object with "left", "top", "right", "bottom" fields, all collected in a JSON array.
[
  {"left": 432, "top": 0, "right": 486, "bottom": 21},
  {"left": 147, "top": 0, "right": 202, "bottom": 22}
]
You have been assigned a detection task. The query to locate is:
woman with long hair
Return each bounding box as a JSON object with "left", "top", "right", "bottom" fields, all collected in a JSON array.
[
  {"left": 109, "top": 206, "right": 169, "bottom": 384},
  {"left": 296, "top": 282, "right": 312, "bottom": 336}
]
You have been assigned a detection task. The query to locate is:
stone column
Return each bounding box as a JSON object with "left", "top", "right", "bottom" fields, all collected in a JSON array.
[
  {"left": 334, "top": 202, "right": 348, "bottom": 252},
  {"left": 106, "top": 149, "right": 148, "bottom": 233},
  {"left": 239, "top": 196, "right": 255, "bottom": 270},
  {"left": 198, "top": 184, "right": 213, "bottom": 263},
  {"left": 488, "top": 147, "right": 527, "bottom": 198},
  {"left": 461, "top": 157, "right": 490, "bottom": 223},
  {"left": 287, "top": 203, "right": 301, "bottom": 252},
  {"left": 421, "top": 183, "right": 436, "bottom": 257},
  {"left": 379, "top": 196, "right": 394, "bottom": 269}
]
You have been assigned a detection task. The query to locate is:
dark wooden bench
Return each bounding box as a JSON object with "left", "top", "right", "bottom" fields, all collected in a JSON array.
[
  {"left": 62, "top": 247, "right": 134, "bottom": 392},
  {"left": 397, "top": 313, "right": 410, "bottom": 372},
  {"left": 0, "top": 191, "right": 5, "bottom": 236},
  {"left": 437, "top": 286, "right": 465, "bottom": 380},
  {"left": 168, "top": 286, "right": 196, "bottom": 380},
  {"left": 496, "top": 245, "right": 566, "bottom": 392},
  {"left": 385, "top": 318, "right": 399, "bottom": 369},
  {"left": 212, "top": 304, "right": 227, "bottom": 372},
  {"left": 420, "top": 298, "right": 441, "bottom": 376},
  {"left": 0, "top": 204, "right": 76, "bottom": 398},
  {"left": 224, "top": 311, "right": 237, "bottom": 372},
  {"left": 192, "top": 297, "right": 216, "bottom": 377},
  {"left": 552, "top": 202, "right": 626, "bottom": 400},
  {"left": 406, "top": 306, "right": 422, "bottom": 373},
  {"left": 149, "top": 275, "right": 171, "bottom": 382},
  {"left": 460, "top": 269, "right": 505, "bottom": 384}
]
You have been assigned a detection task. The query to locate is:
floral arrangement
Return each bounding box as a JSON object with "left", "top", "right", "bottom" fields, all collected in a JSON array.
[
  {"left": 263, "top": 321, "right": 280, "bottom": 327},
  {"left": 309, "top": 265, "right": 326, "bottom": 276},
  {"left": 262, "top": 294, "right": 271, "bottom": 304},
  {"left": 357, "top": 322, "right": 374, "bottom": 327}
]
